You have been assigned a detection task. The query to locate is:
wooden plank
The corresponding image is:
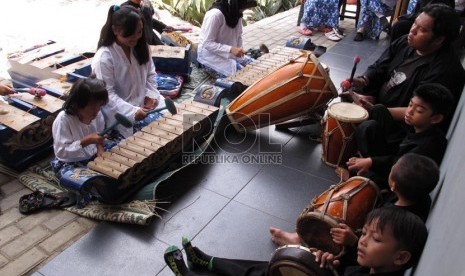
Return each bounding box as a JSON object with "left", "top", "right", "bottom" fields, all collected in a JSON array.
[
  {"left": 0, "top": 102, "right": 40, "bottom": 131},
  {"left": 12, "top": 93, "right": 64, "bottom": 113}
]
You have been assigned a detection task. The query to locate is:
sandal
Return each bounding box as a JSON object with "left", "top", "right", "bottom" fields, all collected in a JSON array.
[
  {"left": 19, "top": 191, "right": 76, "bottom": 215},
  {"left": 297, "top": 27, "right": 313, "bottom": 36}
]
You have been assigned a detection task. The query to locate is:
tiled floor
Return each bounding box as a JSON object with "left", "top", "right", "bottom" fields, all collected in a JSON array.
[{"left": 33, "top": 27, "right": 390, "bottom": 275}]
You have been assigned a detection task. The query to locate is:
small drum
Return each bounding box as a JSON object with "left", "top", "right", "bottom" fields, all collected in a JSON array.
[
  {"left": 296, "top": 176, "right": 380, "bottom": 256},
  {"left": 268, "top": 245, "right": 339, "bottom": 276},
  {"left": 226, "top": 53, "right": 337, "bottom": 132},
  {"left": 322, "top": 102, "right": 368, "bottom": 167}
]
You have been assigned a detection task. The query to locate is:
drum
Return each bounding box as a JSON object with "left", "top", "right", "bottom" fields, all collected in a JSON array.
[
  {"left": 296, "top": 176, "right": 380, "bottom": 256},
  {"left": 322, "top": 102, "right": 368, "bottom": 167},
  {"left": 226, "top": 53, "right": 337, "bottom": 132},
  {"left": 268, "top": 245, "right": 339, "bottom": 276}
]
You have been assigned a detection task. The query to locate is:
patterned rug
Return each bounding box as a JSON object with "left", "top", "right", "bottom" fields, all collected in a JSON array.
[{"left": 13, "top": 64, "right": 217, "bottom": 225}]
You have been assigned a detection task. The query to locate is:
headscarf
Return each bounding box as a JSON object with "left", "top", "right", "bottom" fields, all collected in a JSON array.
[{"left": 210, "top": 0, "right": 257, "bottom": 28}]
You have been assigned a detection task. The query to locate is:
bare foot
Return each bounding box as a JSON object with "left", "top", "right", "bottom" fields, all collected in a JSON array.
[{"left": 269, "top": 227, "right": 300, "bottom": 246}]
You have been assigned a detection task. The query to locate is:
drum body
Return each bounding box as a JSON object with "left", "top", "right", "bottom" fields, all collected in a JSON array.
[
  {"left": 268, "top": 245, "right": 338, "bottom": 276},
  {"left": 296, "top": 177, "right": 380, "bottom": 255},
  {"left": 322, "top": 102, "right": 368, "bottom": 167},
  {"left": 226, "top": 54, "right": 337, "bottom": 132}
]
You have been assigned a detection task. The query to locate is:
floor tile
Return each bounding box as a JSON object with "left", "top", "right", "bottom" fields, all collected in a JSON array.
[
  {"left": 234, "top": 164, "right": 335, "bottom": 222},
  {"left": 280, "top": 130, "right": 340, "bottom": 181},
  {"left": 38, "top": 223, "right": 167, "bottom": 276},
  {"left": 167, "top": 146, "right": 265, "bottom": 198},
  {"left": 187, "top": 200, "right": 293, "bottom": 261},
  {"left": 147, "top": 185, "right": 230, "bottom": 246}
]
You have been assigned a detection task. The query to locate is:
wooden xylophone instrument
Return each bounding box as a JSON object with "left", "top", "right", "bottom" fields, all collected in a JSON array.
[
  {"left": 224, "top": 46, "right": 305, "bottom": 87},
  {"left": 195, "top": 46, "right": 306, "bottom": 108},
  {"left": 0, "top": 79, "right": 69, "bottom": 170},
  {"left": 8, "top": 41, "right": 93, "bottom": 85},
  {"left": 59, "top": 100, "right": 219, "bottom": 204}
]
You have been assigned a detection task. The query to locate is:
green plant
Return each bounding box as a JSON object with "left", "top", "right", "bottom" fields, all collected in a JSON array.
[{"left": 153, "top": 0, "right": 214, "bottom": 26}]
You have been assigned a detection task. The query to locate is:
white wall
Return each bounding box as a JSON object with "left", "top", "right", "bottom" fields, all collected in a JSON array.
[{"left": 414, "top": 58, "right": 465, "bottom": 276}]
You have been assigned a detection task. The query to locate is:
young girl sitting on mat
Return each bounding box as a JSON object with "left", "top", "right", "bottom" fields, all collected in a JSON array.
[
  {"left": 51, "top": 77, "right": 109, "bottom": 177},
  {"left": 197, "top": 0, "right": 258, "bottom": 78},
  {"left": 92, "top": 4, "right": 163, "bottom": 138}
]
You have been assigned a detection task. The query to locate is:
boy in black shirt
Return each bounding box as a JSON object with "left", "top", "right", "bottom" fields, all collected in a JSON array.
[
  {"left": 347, "top": 83, "right": 453, "bottom": 189},
  {"left": 271, "top": 153, "right": 438, "bottom": 248},
  {"left": 164, "top": 207, "right": 428, "bottom": 276}
]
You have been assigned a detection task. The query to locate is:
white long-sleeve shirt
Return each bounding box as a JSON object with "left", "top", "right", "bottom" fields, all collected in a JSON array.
[
  {"left": 91, "top": 43, "right": 161, "bottom": 137},
  {"left": 52, "top": 110, "right": 105, "bottom": 162},
  {"left": 198, "top": 8, "right": 243, "bottom": 77}
]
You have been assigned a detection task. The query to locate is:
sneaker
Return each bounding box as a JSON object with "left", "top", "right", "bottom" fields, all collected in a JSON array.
[
  {"left": 325, "top": 30, "right": 342, "bottom": 41},
  {"left": 332, "top": 27, "right": 344, "bottom": 38},
  {"left": 164, "top": 245, "right": 189, "bottom": 276}
]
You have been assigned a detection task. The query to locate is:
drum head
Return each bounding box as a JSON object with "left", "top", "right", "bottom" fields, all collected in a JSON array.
[
  {"left": 296, "top": 214, "right": 343, "bottom": 255},
  {"left": 327, "top": 102, "right": 368, "bottom": 123},
  {"left": 268, "top": 245, "right": 337, "bottom": 276}
]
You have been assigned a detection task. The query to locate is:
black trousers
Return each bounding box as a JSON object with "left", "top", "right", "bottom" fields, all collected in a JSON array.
[
  {"left": 185, "top": 258, "right": 268, "bottom": 276},
  {"left": 355, "top": 105, "right": 407, "bottom": 189},
  {"left": 356, "top": 104, "right": 406, "bottom": 158}
]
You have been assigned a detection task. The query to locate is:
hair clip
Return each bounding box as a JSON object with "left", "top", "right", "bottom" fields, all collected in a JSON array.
[{"left": 113, "top": 4, "right": 120, "bottom": 12}]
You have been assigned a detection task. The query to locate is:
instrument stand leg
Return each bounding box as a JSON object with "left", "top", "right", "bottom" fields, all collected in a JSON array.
[{"left": 274, "top": 109, "right": 323, "bottom": 130}]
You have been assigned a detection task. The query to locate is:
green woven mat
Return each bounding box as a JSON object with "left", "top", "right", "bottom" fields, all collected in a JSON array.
[
  {"left": 18, "top": 164, "right": 161, "bottom": 225},
  {"left": 174, "top": 65, "right": 212, "bottom": 103}
]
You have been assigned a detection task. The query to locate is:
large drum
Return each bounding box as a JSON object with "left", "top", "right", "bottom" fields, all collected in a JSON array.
[
  {"left": 268, "top": 245, "right": 339, "bottom": 276},
  {"left": 226, "top": 53, "right": 337, "bottom": 132},
  {"left": 322, "top": 102, "right": 368, "bottom": 167},
  {"left": 296, "top": 176, "right": 380, "bottom": 256}
]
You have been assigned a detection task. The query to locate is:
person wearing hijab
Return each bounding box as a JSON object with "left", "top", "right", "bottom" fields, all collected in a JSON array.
[{"left": 197, "top": 0, "right": 258, "bottom": 78}]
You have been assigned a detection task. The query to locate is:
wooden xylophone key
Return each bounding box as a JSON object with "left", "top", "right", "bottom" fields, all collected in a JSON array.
[
  {"left": 133, "top": 131, "right": 171, "bottom": 146},
  {"left": 100, "top": 151, "right": 138, "bottom": 168},
  {"left": 118, "top": 140, "right": 155, "bottom": 157},
  {"left": 110, "top": 146, "right": 146, "bottom": 163}
]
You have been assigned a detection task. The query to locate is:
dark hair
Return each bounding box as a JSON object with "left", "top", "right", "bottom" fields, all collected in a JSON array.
[
  {"left": 365, "top": 207, "right": 428, "bottom": 269},
  {"left": 421, "top": 4, "right": 460, "bottom": 46},
  {"left": 97, "top": 5, "right": 149, "bottom": 65},
  {"left": 414, "top": 0, "right": 454, "bottom": 13},
  {"left": 391, "top": 153, "right": 439, "bottom": 201},
  {"left": 210, "top": 0, "right": 257, "bottom": 28},
  {"left": 413, "top": 83, "right": 454, "bottom": 116},
  {"left": 63, "top": 77, "right": 109, "bottom": 115}
]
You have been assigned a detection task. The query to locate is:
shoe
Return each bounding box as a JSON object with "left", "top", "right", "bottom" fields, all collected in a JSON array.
[
  {"left": 325, "top": 30, "right": 342, "bottom": 41},
  {"left": 182, "top": 236, "right": 213, "bottom": 271},
  {"left": 332, "top": 27, "right": 344, "bottom": 38},
  {"left": 18, "top": 191, "right": 76, "bottom": 215},
  {"left": 297, "top": 27, "right": 313, "bottom": 36},
  {"left": 354, "top": 32, "right": 365, "bottom": 41},
  {"left": 164, "top": 245, "right": 189, "bottom": 276}
]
